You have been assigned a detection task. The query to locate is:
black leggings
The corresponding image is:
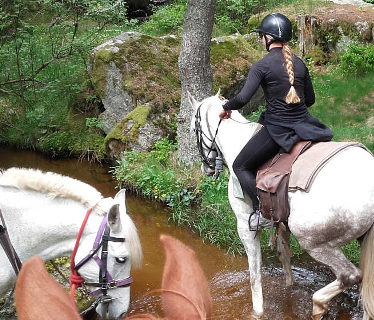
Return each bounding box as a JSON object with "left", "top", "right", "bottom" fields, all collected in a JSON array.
[{"left": 233, "top": 126, "right": 280, "bottom": 210}]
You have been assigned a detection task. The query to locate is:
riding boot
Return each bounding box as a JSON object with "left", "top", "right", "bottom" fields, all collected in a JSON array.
[{"left": 249, "top": 209, "right": 272, "bottom": 231}]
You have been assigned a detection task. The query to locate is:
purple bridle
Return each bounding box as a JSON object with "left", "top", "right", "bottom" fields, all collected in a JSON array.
[{"left": 71, "top": 210, "right": 133, "bottom": 308}]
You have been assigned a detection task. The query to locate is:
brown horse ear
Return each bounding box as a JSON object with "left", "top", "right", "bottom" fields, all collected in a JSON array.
[
  {"left": 15, "top": 256, "right": 81, "bottom": 320},
  {"left": 160, "top": 235, "right": 212, "bottom": 320}
]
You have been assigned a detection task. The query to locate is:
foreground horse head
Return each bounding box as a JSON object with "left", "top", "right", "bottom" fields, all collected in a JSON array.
[
  {"left": 15, "top": 235, "right": 212, "bottom": 320},
  {"left": 188, "top": 94, "right": 374, "bottom": 319},
  {"left": 0, "top": 168, "right": 142, "bottom": 319}
]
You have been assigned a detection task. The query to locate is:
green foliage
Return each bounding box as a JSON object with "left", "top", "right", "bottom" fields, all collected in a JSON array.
[
  {"left": 85, "top": 117, "right": 103, "bottom": 129},
  {"left": 0, "top": 0, "right": 129, "bottom": 155},
  {"left": 138, "top": 0, "right": 186, "bottom": 36},
  {"left": 214, "top": 0, "right": 301, "bottom": 35},
  {"left": 149, "top": 137, "right": 177, "bottom": 165},
  {"left": 305, "top": 45, "right": 329, "bottom": 66},
  {"left": 40, "top": 127, "right": 105, "bottom": 158},
  {"left": 112, "top": 139, "right": 245, "bottom": 254},
  {"left": 339, "top": 43, "right": 374, "bottom": 78}
]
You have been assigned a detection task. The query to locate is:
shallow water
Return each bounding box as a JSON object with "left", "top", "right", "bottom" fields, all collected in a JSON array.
[{"left": 0, "top": 147, "right": 363, "bottom": 319}]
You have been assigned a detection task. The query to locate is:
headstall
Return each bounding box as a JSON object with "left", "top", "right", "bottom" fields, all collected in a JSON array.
[
  {"left": 194, "top": 103, "right": 225, "bottom": 179},
  {"left": 70, "top": 208, "right": 133, "bottom": 311}
]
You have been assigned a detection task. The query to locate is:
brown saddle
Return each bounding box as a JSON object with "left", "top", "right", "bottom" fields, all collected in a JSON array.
[{"left": 256, "top": 141, "right": 312, "bottom": 222}]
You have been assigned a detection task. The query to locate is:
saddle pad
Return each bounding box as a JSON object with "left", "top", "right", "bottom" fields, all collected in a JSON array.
[{"left": 289, "top": 141, "right": 371, "bottom": 192}]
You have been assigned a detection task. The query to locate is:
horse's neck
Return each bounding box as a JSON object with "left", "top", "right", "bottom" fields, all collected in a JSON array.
[
  {"left": 217, "top": 116, "right": 259, "bottom": 169},
  {"left": 0, "top": 187, "right": 101, "bottom": 262}
]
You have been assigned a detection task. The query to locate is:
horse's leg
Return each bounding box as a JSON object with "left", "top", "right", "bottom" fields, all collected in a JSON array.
[
  {"left": 303, "top": 245, "right": 362, "bottom": 320},
  {"left": 277, "top": 223, "right": 294, "bottom": 286},
  {"left": 228, "top": 178, "right": 264, "bottom": 318}
]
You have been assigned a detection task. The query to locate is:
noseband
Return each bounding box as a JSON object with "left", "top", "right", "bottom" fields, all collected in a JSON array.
[
  {"left": 194, "top": 103, "right": 224, "bottom": 178},
  {"left": 70, "top": 208, "right": 132, "bottom": 311}
]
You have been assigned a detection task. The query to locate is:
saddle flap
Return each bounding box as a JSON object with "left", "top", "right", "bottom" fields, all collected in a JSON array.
[
  {"left": 256, "top": 141, "right": 312, "bottom": 193},
  {"left": 256, "top": 141, "right": 312, "bottom": 222}
]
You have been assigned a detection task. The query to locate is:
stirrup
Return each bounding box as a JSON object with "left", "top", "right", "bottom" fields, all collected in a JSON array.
[{"left": 248, "top": 209, "right": 272, "bottom": 232}]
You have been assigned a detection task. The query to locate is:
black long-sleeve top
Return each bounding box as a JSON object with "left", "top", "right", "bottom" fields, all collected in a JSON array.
[{"left": 224, "top": 47, "right": 332, "bottom": 152}]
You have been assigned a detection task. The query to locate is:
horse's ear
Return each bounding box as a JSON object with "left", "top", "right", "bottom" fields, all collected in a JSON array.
[
  {"left": 160, "top": 234, "right": 213, "bottom": 320},
  {"left": 108, "top": 204, "right": 121, "bottom": 232},
  {"left": 187, "top": 90, "right": 198, "bottom": 110},
  {"left": 15, "top": 256, "right": 81, "bottom": 320},
  {"left": 215, "top": 88, "right": 221, "bottom": 98},
  {"left": 114, "top": 188, "right": 126, "bottom": 202}
]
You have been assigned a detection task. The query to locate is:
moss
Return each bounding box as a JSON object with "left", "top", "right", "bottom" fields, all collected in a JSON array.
[
  {"left": 90, "top": 50, "right": 110, "bottom": 99},
  {"left": 210, "top": 36, "right": 263, "bottom": 95},
  {"left": 95, "top": 34, "right": 181, "bottom": 113},
  {"left": 40, "top": 129, "right": 106, "bottom": 158},
  {"left": 247, "top": 14, "right": 264, "bottom": 33},
  {"left": 104, "top": 105, "right": 152, "bottom": 150}
]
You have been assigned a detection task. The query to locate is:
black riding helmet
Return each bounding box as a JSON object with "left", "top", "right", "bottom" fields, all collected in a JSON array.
[{"left": 257, "top": 13, "right": 292, "bottom": 51}]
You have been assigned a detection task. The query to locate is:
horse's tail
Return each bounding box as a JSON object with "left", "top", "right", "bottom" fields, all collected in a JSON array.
[{"left": 360, "top": 223, "right": 374, "bottom": 319}]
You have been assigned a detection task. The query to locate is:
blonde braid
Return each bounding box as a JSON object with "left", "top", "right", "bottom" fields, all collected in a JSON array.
[{"left": 282, "top": 44, "right": 300, "bottom": 104}]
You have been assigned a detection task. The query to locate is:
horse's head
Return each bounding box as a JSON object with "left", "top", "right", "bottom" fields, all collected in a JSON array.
[
  {"left": 189, "top": 91, "right": 225, "bottom": 177},
  {"left": 74, "top": 189, "right": 143, "bottom": 319}
]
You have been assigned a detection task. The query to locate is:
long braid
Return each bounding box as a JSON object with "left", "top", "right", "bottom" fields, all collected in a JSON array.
[{"left": 282, "top": 44, "right": 300, "bottom": 104}]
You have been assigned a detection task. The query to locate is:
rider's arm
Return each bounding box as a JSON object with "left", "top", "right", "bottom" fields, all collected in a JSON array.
[{"left": 223, "top": 63, "right": 263, "bottom": 111}]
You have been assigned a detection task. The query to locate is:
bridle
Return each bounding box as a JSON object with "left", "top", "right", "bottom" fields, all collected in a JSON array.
[
  {"left": 70, "top": 207, "right": 133, "bottom": 312},
  {"left": 194, "top": 103, "right": 225, "bottom": 179}
]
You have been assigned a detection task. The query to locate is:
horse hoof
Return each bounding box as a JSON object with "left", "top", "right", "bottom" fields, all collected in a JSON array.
[
  {"left": 312, "top": 311, "right": 326, "bottom": 320},
  {"left": 250, "top": 310, "right": 264, "bottom": 319}
]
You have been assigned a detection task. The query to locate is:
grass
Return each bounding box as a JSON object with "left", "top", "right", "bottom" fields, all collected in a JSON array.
[{"left": 311, "top": 70, "right": 374, "bottom": 152}]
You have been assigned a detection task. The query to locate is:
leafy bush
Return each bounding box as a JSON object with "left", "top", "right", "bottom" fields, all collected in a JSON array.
[
  {"left": 149, "top": 137, "right": 177, "bottom": 165},
  {"left": 138, "top": 0, "right": 186, "bottom": 36},
  {"left": 339, "top": 43, "right": 374, "bottom": 77}
]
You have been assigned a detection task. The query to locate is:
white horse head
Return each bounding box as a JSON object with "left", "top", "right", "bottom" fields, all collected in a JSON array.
[
  {"left": 0, "top": 168, "right": 142, "bottom": 320},
  {"left": 75, "top": 189, "right": 143, "bottom": 319},
  {"left": 189, "top": 91, "right": 226, "bottom": 176}
]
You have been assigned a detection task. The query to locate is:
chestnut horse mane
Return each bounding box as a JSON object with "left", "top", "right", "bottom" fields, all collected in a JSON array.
[{"left": 0, "top": 167, "right": 102, "bottom": 207}]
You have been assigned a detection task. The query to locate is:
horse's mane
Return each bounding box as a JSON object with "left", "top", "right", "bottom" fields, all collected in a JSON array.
[{"left": 0, "top": 167, "right": 102, "bottom": 207}]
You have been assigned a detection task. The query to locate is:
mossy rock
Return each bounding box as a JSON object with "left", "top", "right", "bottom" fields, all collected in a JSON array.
[
  {"left": 104, "top": 105, "right": 163, "bottom": 158},
  {"left": 210, "top": 35, "right": 264, "bottom": 96},
  {"left": 90, "top": 33, "right": 181, "bottom": 114}
]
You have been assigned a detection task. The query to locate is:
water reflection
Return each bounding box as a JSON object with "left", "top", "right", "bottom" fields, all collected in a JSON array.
[{"left": 0, "top": 147, "right": 362, "bottom": 319}]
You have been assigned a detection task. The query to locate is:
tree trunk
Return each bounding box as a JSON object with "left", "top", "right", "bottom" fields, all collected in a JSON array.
[{"left": 177, "top": 0, "right": 215, "bottom": 166}]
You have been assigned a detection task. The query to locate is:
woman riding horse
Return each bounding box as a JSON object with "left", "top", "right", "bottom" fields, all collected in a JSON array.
[{"left": 219, "top": 13, "right": 333, "bottom": 229}]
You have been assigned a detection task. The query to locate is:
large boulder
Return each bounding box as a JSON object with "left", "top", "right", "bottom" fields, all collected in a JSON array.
[{"left": 88, "top": 31, "right": 264, "bottom": 157}]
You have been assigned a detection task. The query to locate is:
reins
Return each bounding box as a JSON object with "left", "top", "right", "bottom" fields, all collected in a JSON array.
[
  {"left": 0, "top": 208, "right": 22, "bottom": 275},
  {"left": 70, "top": 208, "right": 93, "bottom": 302}
]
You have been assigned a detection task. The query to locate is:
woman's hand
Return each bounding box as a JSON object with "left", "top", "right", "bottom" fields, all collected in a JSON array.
[{"left": 219, "top": 109, "right": 232, "bottom": 119}]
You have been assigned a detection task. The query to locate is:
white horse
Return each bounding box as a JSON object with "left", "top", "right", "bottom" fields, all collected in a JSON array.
[
  {"left": 189, "top": 93, "right": 374, "bottom": 320},
  {"left": 0, "top": 167, "right": 143, "bottom": 319}
]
